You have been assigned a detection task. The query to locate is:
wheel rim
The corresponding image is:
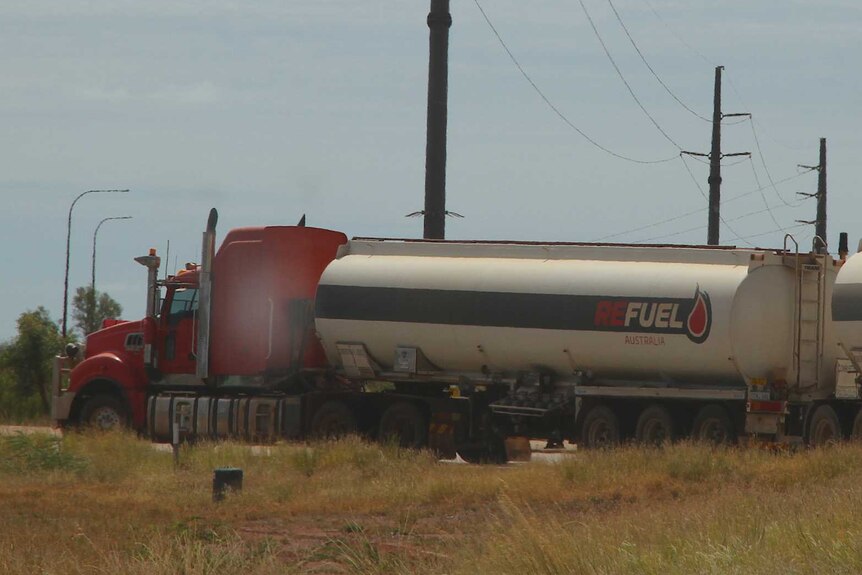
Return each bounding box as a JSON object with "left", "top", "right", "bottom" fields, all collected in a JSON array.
[
  {"left": 640, "top": 418, "right": 669, "bottom": 444},
  {"left": 588, "top": 420, "right": 615, "bottom": 448},
  {"left": 91, "top": 406, "right": 120, "bottom": 431},
  {"left": 698, "top": 418, "right": 728, "bottom": 444}
]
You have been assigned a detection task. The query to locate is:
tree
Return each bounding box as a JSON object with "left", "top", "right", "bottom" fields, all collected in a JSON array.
[
  {"left": 3, "top": 307, "right": 67, "bottom": 413},
  {"left": 72, "top": 286, "right": 123, "bottom": 336}
]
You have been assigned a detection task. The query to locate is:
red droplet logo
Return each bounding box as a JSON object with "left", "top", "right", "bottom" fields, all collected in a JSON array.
[{"left": 686, "top": 287, "right": 711, "bottom": 343}]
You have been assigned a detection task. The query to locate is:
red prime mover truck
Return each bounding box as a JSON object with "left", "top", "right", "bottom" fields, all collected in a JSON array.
[{"left": 52, "top": 210, "right": 862, "bottom": 458}]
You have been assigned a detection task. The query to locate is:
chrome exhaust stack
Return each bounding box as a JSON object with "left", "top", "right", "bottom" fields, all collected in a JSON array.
[
  {"left": 134, "top": 248, "right": 162, "bottom": 319},
  {"left": 196, "top": 208, "right": 218, "bottom": 381}
]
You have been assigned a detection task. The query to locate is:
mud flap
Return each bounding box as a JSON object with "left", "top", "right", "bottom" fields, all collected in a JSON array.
[
  {"left": 504, "top": 436, "right": 532, "bottom": 462},
  {"left": 745, "top": 412, "right": 784, "bottom": 436}
]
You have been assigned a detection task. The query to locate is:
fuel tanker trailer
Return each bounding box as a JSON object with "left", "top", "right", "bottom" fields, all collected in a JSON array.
[{"left": 52, "top": 210, "right": 862, "bottom": 458}]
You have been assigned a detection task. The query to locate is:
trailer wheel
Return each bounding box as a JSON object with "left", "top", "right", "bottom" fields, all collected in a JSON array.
[
  {"left": 852, "top": 410, "right": 862, "bottom": 441},
  {"left": 807, "top": 404, "right": 842, "bottom": 447},
  {"left": 378, "top": 402, "right": 427, "bottom": 449},
  {"left": 310, "top": 401, "right": 357, "bottom": 439},
  {"left": 635, "top": 404, "right": 674, "bottom": 446},
  {"left": 580, "top": 405, "right": 620, "bottom": 449},
  {"left": 79, "top": 395, "right": 129, "bottom": 431},
  {"left": 692, "top": 404, "right": 735, "bottom": 445}
]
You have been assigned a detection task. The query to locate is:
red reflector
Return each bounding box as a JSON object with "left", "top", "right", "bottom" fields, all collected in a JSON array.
[{"left": 748, "top": 400, "right": 785, "bottom": 413}]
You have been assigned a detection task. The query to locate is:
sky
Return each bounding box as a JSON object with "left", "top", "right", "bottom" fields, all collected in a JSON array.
[{"left": 1, "top": 1, "right": 860, "bottom": 341}]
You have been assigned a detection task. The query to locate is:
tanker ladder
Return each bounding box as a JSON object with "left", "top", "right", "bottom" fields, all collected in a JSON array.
[{"left": 783, "top": 235, "right": 827, "bottom": 392}]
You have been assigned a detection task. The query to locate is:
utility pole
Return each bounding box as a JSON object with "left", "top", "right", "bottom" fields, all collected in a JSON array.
[
  {"left": 798, "top": 137, "right": 827, "bottom": 253},
  {"left": 815, "top": 138, "right": 827, "bottom": 252},
  {"left": 423, "top": 0, "right": 451, "bottom": 240},
  {"left": 682, "top": 66, "right": 749, "bottom": 246},
  {"left": 706, "top": 66, "right": 723, "bottom": 246}
]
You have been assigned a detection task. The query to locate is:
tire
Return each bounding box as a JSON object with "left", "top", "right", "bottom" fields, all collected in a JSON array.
[
  {"left": 807, "top": 404, "right": 842, "bottom": 447},
  {"left": 378, "top": 402, "right": 427, "bottom": 449},
  {"left": 580, "top": 405, "right": 621, "bottom": 449},
  {"left": 851, "top": 410, "right": 862, "bottom": 441},
  {"left": 79, "top": 395, "right": 129, "bottom": 431},
  {"left": 310, "top": 401, "right": 357, "bottom": 439},
  {"left": 692, "top": 404, "right": 736, "bottom": 445},
  {"left": 635, "top": 404, "right": 674, "bottom": 446}
]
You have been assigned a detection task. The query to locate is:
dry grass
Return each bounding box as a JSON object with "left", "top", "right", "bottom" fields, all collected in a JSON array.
[{"left": 2, "top": 432, "right": 862, "bottom": 573}]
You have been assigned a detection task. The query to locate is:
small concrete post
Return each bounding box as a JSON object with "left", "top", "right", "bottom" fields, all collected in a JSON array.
[{"left": 213, "top": 468, "right": 243, "bottom": 502}]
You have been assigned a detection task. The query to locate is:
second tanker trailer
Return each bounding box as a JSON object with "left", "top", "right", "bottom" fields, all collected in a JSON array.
[{"left": 52, "top": 210, "right": 862, "bottom": 458}]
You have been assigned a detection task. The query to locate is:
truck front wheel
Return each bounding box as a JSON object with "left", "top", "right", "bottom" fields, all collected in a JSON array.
[{"left": 79, "top": 395, "right": 129, "bottom": 431}]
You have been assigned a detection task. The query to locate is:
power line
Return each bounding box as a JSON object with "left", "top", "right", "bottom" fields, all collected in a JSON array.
[
  {"left": 636, "top": 218, "right": 806, "bottom": 245},
  {"left": 737, "top": 222, "right": 807, "bottom": 242},
  {"left": 633, "top": 176, "right": 808, "bottom": 244},
  {"left": 635, "top": 222, "right": 706, "bottom": 243},
  {"left": 597, "top": 203, "right": 705, "bottom": 241},
  {"left": 578, "top": 0, "right": 683, "bottom": 150},
  {"left": 606, "top": 0, "right": 710, "bottom": 123},
  {"left": 721, "top": 155, "right": 752, "bottom": 168},
  {"left": 722, "top": 165, "right": 816, "bottom": 208},
  {"left": 640, "top": 2, "right": 809, "bottom": 155},
  {"left": 640, "top": 0, "right": 714, "bottom": 67},
  {"left": 748, "top": 118, "right": 798, "bottom": 207},
  {"left": 723, "top": 71, "right": 809, "bottom": 152},
  {"left": 746, "top": 156, "right": 789, "bottom": 232},
  {"left": 596, "top": 168, "right": 816, "bottom": 241},
  {"left": 472, "top": 0, "right": 678, "bottom": 165}
]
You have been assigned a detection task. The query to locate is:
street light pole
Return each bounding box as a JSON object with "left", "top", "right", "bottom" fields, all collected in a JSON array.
[
  {"left": 92, "top": 216, "right": 133, "bottom": 293},
  {"left": 63, "top": 189, "right": 129, "bottom": 338}
]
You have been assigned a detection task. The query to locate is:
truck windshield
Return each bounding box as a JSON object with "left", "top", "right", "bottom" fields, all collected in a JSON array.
[{"left": 168, "top": 288, "right": 198, "bottom": 324}]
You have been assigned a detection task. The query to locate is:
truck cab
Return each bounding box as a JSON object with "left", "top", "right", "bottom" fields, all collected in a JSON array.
[
  {"left": 50, "top": 264, "right": 203, "bottom": 429},
  {"left": 52, "top": 210, "right": 348, "bottom": 431}
]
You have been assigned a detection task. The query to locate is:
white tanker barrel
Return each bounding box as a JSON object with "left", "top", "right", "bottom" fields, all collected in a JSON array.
[
  {"left": 832, "top": 251, "right": 862, "bottom": 370},
  {"left": 314, "top": 241, "right": 814, "bottom": 387}
]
